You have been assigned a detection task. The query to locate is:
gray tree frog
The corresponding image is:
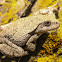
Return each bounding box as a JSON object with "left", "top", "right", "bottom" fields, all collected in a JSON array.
[{"left": 0, "top": 6, "right": 60, "bottom": 57}]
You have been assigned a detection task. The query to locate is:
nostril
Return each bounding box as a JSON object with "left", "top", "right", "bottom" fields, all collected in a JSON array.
[{"left": 56, "top": 22, "right": 58, "bottom": 24}]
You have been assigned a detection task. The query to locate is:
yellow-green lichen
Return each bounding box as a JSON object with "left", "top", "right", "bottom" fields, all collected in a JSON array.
[
  {"left": 42, "top": 31, "right": 62, "bottom": 54},
  {"left": 58, "top": 0, "right": 62, "bottom": 21},
  {"left": 34, "top": 55, "right": 62, "bottom": 62},
  {"left": 0, "top": 0, "right": 25, "bottom": 25}
]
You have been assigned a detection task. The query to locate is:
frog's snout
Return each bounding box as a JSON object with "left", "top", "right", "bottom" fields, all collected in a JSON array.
[{"left": 55, "top": 22, "right": 60, "bottom": 28}]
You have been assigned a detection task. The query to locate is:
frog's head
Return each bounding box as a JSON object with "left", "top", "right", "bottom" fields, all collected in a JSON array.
[{"left": 35, "top": 20, "right": 60, "bottom": 33}]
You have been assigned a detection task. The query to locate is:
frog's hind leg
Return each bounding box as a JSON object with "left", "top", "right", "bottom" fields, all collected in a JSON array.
[
  {"left": 0, "top": 44, "right": 14, "bottom": 57},
  {"left": 0, "top": 37, "right": 28, "bottom": 57}
]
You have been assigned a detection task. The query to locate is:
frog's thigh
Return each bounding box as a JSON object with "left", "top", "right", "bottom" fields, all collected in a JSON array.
[
  {"left": 0, "top": 38, "right": 28, "bottom": 57},
  {"left": 0, "top": 44, "right": 15, "bottom": 57},
  {"left": 26, "top": 34, "right": 38, "bottom": 51}
]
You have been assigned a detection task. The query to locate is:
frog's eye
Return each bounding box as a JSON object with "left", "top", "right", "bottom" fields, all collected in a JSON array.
[{"left": 44, "top": 20, "right": 51, "bottom": 26}]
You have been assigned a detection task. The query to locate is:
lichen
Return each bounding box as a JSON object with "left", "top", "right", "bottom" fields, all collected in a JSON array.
[
  {"left": 0, "top": 0, "right": 25, "bottom": 25},
  {"left": 58, "top": 0, "right": 62, "bottom": 22},
  {"left": 34, "top": 55, "right": 62, "bottom": 62},
  {"left": 42, "top": 31, "right": 62, "bottom": 54}
]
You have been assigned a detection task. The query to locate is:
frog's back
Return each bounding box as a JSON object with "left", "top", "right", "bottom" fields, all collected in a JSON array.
[
  {"left": 18, "top": 14, "right": 59, "bottom": 34},
  {"left": 1, "top": 14, "right": 58, "bottom": 36}
]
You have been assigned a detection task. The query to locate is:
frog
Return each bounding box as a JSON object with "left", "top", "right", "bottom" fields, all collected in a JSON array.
[{"left": 0, "top": 6, "right": 60, "bottom": 57}]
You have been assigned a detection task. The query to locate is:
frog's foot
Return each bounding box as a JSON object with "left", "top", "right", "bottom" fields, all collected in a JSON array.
[
  {"left": 0, "top": 44, "right": 28, "bottom": 57},
  {"left": 26, "top": 43, "right": 36, "bottom": 51}
]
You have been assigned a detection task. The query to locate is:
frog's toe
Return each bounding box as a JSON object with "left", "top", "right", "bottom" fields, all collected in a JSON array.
[{"left": 24, "top": 51, "right": 28, "bottom": 55}]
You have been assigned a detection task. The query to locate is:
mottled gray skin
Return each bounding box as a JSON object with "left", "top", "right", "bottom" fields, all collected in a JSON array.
[{"left": 0, "top": 8, "right": 60, "bottom": 57}]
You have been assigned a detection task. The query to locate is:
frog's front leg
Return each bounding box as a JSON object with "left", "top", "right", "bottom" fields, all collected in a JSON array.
[
  {"left": 26, "top": 34, "right": 38, "bottom": 51},
  {"left": 0, "top": 37, "right": 28, "bottom": 57}
]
